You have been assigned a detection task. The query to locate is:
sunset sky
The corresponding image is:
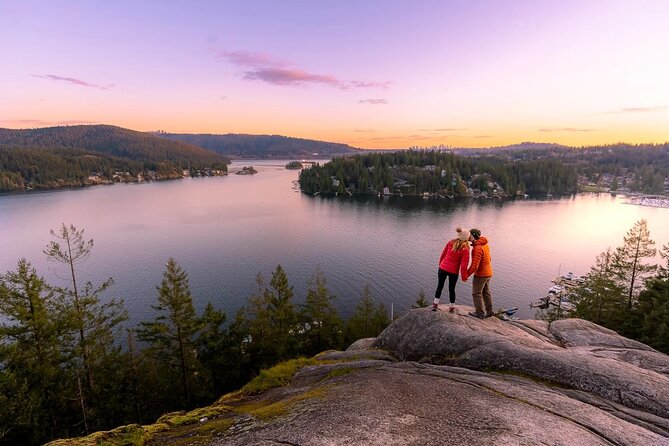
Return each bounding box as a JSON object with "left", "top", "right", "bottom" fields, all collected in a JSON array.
[{"left": 2, "top": 0, "right": 668, "bottom": 149}]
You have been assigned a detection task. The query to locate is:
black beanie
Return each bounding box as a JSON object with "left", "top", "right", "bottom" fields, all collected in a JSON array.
[{"left": 470, "top": 228, "right": 481, "bottom": 240}]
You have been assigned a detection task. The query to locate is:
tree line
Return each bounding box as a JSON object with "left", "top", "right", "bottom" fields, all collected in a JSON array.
[
  {"left": 299, "top": 145, "right": 669, "bottom": 197},
  {"left": 0, "top": 225, "right": 392, "bottom": 446},
  {"left": 0, "top": 125, "right": 230, "bottom": 191},
  {"left": 544, "top": 219, "right": 669, "bottom": 354},
  {"left": 299, "top": 150, "right": 578, "bottom": 197}
]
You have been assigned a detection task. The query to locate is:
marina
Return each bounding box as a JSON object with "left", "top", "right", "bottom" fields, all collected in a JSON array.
[
  {"left": 529, "top": 272, "right": 584, "bottom": 313},
  {"left": 624, "top": 195, "right": 669, "bottom": 209}
]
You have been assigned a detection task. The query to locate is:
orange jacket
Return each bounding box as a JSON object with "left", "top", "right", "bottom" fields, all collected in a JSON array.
[{"left": 467, "top": 236, "right": 493, "bottom": 277}]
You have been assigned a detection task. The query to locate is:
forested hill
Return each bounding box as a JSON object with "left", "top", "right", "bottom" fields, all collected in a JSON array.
[
  {"left": 299, "top": 144, "right": 669, "bottom": 197},
  {"left": 157, "top": 132, "right": 359, "bottom": 159},
  {"left": 0, "top": 125, "right": 230, "bottom": 166},
  {"left": 0, "top": 125, "right": 230, "bottom": 191}
]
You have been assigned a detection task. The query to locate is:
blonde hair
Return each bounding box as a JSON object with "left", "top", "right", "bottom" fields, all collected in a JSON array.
[{"left": 452, "top": 239, "right": 469, "bottom": 251}]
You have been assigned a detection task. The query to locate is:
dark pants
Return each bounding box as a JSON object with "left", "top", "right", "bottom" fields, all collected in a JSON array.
[{"left": 435, "top": 268, "right": 459, "bottom": 303}]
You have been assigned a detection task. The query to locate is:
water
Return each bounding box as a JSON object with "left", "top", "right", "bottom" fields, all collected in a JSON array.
[{"left": 1, "top": 160, "right": 668, "bottom": 327}]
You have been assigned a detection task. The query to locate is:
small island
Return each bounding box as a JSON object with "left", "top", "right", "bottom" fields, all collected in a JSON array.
[
  {"left": 285, "top": 160, "right": 304, "bottom": 170},
  {"left": 235, "top": 165, "right": 258, "bottom": 175}
]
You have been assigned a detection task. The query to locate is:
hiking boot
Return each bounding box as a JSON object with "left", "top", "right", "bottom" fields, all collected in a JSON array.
[
  {"left": 485, "top": 312, "right": 496, "bottom": 318},
  {"left": 468, "top": 311, "right": 485, "bottom": 319},
  {"left": 449, "top": 305, "right": 455, "bottom": 313},
  {"left": 431, "top": 303, "right": 438, "bottom": 311}
]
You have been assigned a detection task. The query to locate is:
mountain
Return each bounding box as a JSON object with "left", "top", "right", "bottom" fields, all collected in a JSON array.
[
  {"left": 0, "top": 125, "right": 230, "bottom": 190},
  {"left": 156, "top": 132, "right": 359, "bottom": 159},
  {"left": 46, "top": 310, "right": 669, "bottom": 445}
]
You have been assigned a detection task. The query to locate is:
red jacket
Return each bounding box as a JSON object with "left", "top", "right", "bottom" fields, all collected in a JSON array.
[
  {"left": 439, "top": 240, "right": 470, "bottom": 280},
  {"left": 467, "top": 236, "right": 493, "bottom": 278}
]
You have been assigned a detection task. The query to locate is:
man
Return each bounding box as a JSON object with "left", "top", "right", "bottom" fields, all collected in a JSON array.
[{"left": 466, "top": 228, "right": 494, "bottom": 319}]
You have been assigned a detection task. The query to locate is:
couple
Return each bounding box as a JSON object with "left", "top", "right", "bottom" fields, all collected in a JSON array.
[{"left": 433, "top": 227, "right": 494, "bottom": 319}]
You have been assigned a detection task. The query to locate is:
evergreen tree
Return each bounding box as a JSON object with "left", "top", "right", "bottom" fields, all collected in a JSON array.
[
  {"left": 196, "top": 302, "right": 234, "bottom": 396},
  {"left": 626, "top": 278, "right": 669, "bottom": 354},
  {"left": 137, "top": 258, "right": 202, "bottom": 407},
  {"left": 236, "top": 272, "right": 274, "bottom": 371},
  {"left": 43, "top": 224, "right": 127, "bottom": 393},
  {"left": 412, "top": 289, "right": 429, "bottom": 308},
  {"left": 300, "top": 267, "right": 343, "bottom": 355},
  {"left": 43, "top": 224, "right": 127, "bottom": 435},
  {"left": 610, "top": 219, "right": 657, "bottom": 309},
  {"left": 346, "top": 284, "right": 389, "bottom": 342},
  {"left": 0, "top": 260, "right": 69, "bottom": 445},
  {"left": 574, "top": 248, "right": 627, "bottom": 327},
  {"left": 658, "top": 243, "right": 669, "bottom": 279},
  {"left": 265, "top": 265, "right": 298, "bottom": 361}
]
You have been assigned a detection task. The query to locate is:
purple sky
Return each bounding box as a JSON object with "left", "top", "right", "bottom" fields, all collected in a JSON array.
[{"left": 1, "top": 0, "right": 668, "bottom": 148}]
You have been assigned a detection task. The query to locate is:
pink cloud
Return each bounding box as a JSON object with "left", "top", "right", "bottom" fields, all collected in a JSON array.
[
  {"left": 244, "top": 68, "right": 341, "bottom": 87},
  {"left": 218, "top": 49, "right": 389, "bottom": 90},
  {"left": 359, "top": 98, "right": 388, "bottom": 104},
  {"left": 32, "top": 74, "right": 112, "bottom": 90},
  {"left": 217, "top": 50, "right": 287, "bottom": 68}
]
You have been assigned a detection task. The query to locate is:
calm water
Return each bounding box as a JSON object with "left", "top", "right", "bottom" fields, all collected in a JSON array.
[{"left": 1, "top": 160, "right": 668, "bottom": 326}]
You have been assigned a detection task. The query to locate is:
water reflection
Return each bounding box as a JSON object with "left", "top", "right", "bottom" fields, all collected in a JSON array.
[{"left": 1, "top": 161, "right": 667, "bottom": 329}]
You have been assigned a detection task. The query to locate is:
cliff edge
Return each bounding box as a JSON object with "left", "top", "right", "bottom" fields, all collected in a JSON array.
[{"left": 48, "top": 306, "right": 669, "bottom": 446}]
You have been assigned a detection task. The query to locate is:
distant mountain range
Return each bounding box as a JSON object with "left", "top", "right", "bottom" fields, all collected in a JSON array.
[{"left": 155, "top": 132, "right": 359, "bottom": 159}]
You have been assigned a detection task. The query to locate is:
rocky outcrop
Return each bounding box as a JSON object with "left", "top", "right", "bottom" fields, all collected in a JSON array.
[
  {"left": 373, "top": 307, "right": 669, "bottom": 421},
  {"left": 48, "top": 307, "right": 669, "bottom": 445}
]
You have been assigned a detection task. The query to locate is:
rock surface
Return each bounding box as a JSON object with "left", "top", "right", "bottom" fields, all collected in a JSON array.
[
  {"left": 49, "top": 307, "right": 669, "bottom": 445},
  {"left": 210, "top": 308, "right": 669, "bottom": 445},
  {"left": 374, "top": 306, "right": 669, "bottom": 420}
]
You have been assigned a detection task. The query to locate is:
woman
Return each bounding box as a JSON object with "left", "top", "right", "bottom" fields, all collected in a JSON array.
[{"left": 433, "top": 227, "right": 470, "bottom": 312}]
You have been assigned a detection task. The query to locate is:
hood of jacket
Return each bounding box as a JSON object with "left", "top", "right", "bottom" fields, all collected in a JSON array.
[{"left": 472, "top": 236, "right": 488, "bottom": 247}]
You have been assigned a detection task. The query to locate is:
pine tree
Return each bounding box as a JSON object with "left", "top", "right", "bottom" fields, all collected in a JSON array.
[
  {"left": 412, "top": 289, "right": 429, "bottom": 308},
  {"left": 346, "top": 284, "right": 377, "bottom": 342},
  {"left": 626, "top": 278, "right": 669, "bottom": 354},
  {"left": 137, "top": 258, "right": 202, "bottom": 407},
  {"left": 0, "top": 259, "right": 69, "bottom": 445},
  {"left": 196, "top": 302, "right": 232, "bottom": 396},
  {"left": 610, "top": 219, "right": 657, "bottom": 309},
  {"left": 265, "top": 265, "right": 298, "bottom": 361},
  {"left": 574, "top": 248, "right": 627, "bottom": 326},
  {"left": 300, "top": 267, "right": 343, "bottom": 355},
  {"left": 43, "top": 224, "right": 127, "bottom": 394},
  {"left": 236, "top": 272, "right": 274, "bottom": 371}
]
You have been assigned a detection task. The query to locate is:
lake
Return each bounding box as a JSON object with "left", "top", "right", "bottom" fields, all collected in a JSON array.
[{"left": 1, "top": 160, "right": 668, "bottom": 326}]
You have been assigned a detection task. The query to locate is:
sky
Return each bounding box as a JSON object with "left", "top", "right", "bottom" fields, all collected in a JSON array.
[{"left": 1, "top": 0, "right": 669, "bottom": 149}]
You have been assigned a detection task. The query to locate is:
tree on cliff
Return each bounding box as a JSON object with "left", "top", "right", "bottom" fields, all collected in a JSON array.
[
  {"left": 43, "top": 224, "right": 128, "bottom": 436},
  {"left": 0, "top": 260, "right": 69, "bottom": 444},
  {"left": 412, "top": 289, "right": 429, "bottom": 308},
  {"left": 43, "top": 224, "right": 127, "bottom": 394},
  {"left": 300, "top": 267, "right": 343, "bottom": 355},
  {"left": 610, "top": 219, "right": 657, "bottom": 309},
  {"left": 626, "top": 278, "right": 669, "bottom": 353},
  {"left": 346, "top": 284, "right": 390, "bottom": 343},
  {"left": 265, "top": 265, "right": 299, "bottom": 361},
  {"left": 575, "top": 248, "right": 627, "bottom": 327},
  {"left": 137, "top": 258, "right": 203, "bottom": 407}
]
